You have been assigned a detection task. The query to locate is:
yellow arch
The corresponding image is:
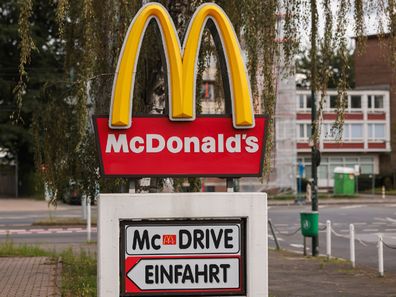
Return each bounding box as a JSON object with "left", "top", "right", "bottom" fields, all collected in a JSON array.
[{"left": 110, "top": 3, "right": 254, "bottom": 129}]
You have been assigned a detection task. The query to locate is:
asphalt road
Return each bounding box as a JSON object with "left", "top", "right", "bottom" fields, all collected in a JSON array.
[
  {"left": 268, "top": 203, "right": 396, "bottom": 273},
  {"left": 0, "top": 204, "right": 97, "bottom": 251},
  {"left": 1, "top": 201, "right": 396, "bottom": 274}
]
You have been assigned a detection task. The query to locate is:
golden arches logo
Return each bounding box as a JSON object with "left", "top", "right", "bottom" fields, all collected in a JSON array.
[{"left": 110, "top": 3, "right": 254, "bottom": 129}]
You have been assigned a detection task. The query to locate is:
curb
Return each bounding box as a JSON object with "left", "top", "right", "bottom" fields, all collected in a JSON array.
[
  {"left": 268, "top": 199, "right": 396, "bottom": 207},
  {"left": 54, "top": 257, "right": 62, "bottom": 297}
]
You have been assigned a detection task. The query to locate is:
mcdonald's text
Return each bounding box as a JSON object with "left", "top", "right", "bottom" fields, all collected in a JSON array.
[{"left": 94, "top": 116, "right": 266, "bottom": 177}]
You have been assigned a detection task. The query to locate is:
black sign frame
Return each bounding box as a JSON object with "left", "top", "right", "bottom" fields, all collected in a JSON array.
[{"left": 119, "top": 218, "right": 247, "bottom": 297}]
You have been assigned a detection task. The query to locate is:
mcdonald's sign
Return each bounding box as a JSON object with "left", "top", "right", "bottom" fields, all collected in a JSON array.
[{"left": 94, "top": 3, "right": 267, "bottom": 177}]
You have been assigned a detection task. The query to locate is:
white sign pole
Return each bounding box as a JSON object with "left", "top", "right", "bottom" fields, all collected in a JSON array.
[
  {"left": 326, "top": 220, "right": 331, "bottom": 258},
  {"left": 87, "top": 197, "right": 91, "bottom": 242},
  {"left": 350, "top": 223, "right": 355, "bottom": 268}
]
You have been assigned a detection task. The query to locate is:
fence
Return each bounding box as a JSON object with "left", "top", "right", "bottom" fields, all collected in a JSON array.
[{"left": 268, "top": 219, "right": 396, "bottom": 277}]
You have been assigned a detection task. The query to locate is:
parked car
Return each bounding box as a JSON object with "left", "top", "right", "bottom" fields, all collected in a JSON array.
[
  {"left": 62, "top": 181, "right": 82, "bottom": 205},
  {"left": 62, "top": 180, "right": 99, "bottom": 205}
]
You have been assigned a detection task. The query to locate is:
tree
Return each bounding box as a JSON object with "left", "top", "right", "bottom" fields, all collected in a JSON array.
[
  {"left": 14, "top": 0, "right": 396, "bottom": 200},
  {"left": 0, "top": 0, "right": 64, "bottom": 195},
  {"left": 296, "top": 49, "right": 355, "bottom": 89}
]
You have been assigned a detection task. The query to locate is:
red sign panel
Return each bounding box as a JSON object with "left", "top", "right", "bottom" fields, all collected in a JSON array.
[{"left": 94, "top": 115, "right": 266, "bottom": 177}]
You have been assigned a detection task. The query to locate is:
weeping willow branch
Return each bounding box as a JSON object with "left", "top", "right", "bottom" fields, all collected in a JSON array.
[
  {"left": 315, "top": 0, "right": 332, "bottom": 145},
  {"left": 387, "top": 0, "right": 396, "bottom": 67},
  {"left": 55, "top": 0, "right": 69, "bottom": 36},
  {"left": 354, "top": 0, "right": 366, "bottom": 54},
  {"left": 14, "top": 0, "right": 35, "bottom": 122},
  {"left": 19, "top": 0, "right": 390, "bottom": 195},
  {"left": 259, "top": 0, "right": 278, "bottom": 178},
  {"left": 333, "top": 0, "right": 349, "bottom": 141}
]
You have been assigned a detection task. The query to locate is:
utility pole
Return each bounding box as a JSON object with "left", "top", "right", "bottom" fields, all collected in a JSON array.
[{"left": 310, "top": 0, "right": 319, "bottom": 257}]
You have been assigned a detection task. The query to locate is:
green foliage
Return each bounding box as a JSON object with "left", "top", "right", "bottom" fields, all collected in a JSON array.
[
  {"left": 0, "top": 239, "right": 50, "bottom": 257},
  {"left": 12, "top": 0, "right": 396, "bottom": 195},
  {"left": 296, "top": 50, "right": 355, "bottom": 90},
  {"left": 0, "top": 0, "right": 64, "bottom": 196},
  {"left": 61, "top": 248, "right": 97, "bottom": 297}
]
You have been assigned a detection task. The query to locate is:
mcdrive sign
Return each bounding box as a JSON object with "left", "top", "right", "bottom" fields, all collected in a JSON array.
[
  {"left": 120, "top": 219, "right": 246, "bottom": 296},
  {"left": 94, "top": 2, "right": 267, "bottom": 177}
]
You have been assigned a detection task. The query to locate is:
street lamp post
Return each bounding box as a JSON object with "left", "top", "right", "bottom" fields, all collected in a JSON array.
[{"left": 310, "top": 0, "right": 319, "bottom": 257}]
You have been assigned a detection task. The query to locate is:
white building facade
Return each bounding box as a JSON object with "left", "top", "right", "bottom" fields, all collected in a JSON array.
[{"left": 296, "top": 89, "right": 391, "bottom": 188}]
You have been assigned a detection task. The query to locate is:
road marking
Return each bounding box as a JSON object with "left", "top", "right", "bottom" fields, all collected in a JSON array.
[
  {"left": 373, "top": 222, "right": 387, "bottom": 225},
  {"left": 37, "top": 230, "right": 52, "bottom": 234},
  {"left": 268, "top": 235, "right": 284, "bottom": 242},
  {"left": 290, "top": 244, "right": 304, "bottom": 248},
  {"left": 385, "top": 229, "right": 396, "bottom": 232},
  {"left": 340, "top": 205, "right": 366, "bottom": 209},
  {"left": 0, "top": 227, "right": 97, "bottom": 236},
  {"left": 386, "top": 217, "right": 396, "bottom": 223},
  {"left": 353, "top": 222, "right": 367, "bottom": 226},
  {"left": 0, "top": 224, "right": 30, "bottom": 227},
  {"left": 374, "top": 217, "right": 387, "bottom": 222},
  {"left": 362, "top": 229, "right": 379, "bottom": 232}
]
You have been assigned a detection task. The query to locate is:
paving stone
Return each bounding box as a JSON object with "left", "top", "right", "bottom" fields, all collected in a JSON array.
[{"left": 0, "top": 257, "right": 60, "bottom": 297}]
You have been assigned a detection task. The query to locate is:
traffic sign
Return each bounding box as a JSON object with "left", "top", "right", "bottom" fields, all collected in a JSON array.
[
  {"left": 120, "top": 219, "right": 246, "bottom": 296},
  {"left": 126, "top": 257, "right": 240, "bottom": 291}
]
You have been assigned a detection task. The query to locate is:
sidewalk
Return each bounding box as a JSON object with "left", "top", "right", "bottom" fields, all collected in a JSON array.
[
  {"left": 268, "top": 194, "right": 396, "bottom": 206},
  {"left": 269, "top": 249, "right": 396, "bottom": 297},
  {"left": 0, "top": 198, "right": 71, "bottom": 212},
  {"left": 0, "top": 257, "right": 60, "bottom": 297}
]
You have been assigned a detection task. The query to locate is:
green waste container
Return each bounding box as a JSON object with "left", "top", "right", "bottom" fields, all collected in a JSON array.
[
  {"left": 333, "top": 167, "right": 356, "bottom": 196},
  {"left": 300, "top": 211, "right": 319, "bottom": 237}
]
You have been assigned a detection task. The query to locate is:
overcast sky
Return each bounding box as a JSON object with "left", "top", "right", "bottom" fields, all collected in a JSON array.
[{"left": 300, "top": 0, "right": 388, "bottom": 49}]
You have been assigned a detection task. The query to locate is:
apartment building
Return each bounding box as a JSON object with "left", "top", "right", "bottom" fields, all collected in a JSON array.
[{"left": 296, "top": 89, "right": 391, "bottom": 188}]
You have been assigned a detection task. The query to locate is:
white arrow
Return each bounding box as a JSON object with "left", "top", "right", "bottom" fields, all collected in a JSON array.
[{"left": 127, "top": 258, "right": 240, "bottom": 291}]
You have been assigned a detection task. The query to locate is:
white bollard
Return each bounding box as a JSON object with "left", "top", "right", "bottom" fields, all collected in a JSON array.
[
  {"left": 87, "top": 197, "right": 91, "bottom": 242},
  {"left": 326, "top": 220, "right": 331, "bottom": 258},
  {"left": 81, "top": 195, "right": 87, "bottom": 220},
  {"left": 382, "top": 186, "right": 386, "bottom": 199},
  {"left": 378, "top": 234, "right": 384, "bottom": 277},
  {"left": 350, "top": 224, "right": 355, "bottom": 268}
]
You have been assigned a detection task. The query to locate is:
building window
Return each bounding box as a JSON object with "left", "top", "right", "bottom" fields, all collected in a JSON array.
[
  {"left": 329, "top": 95, "right": 337, "bottom": 109},
  {"left": 368, "top": 123, "right": 385, "bottom": 140},
  {"left": 297, "top": 95, "right": 313, "bottom": 110},
  {"left": 306, "top": 95, "right": 312, "bottom": 109},
  {"left": 322, "top": 123, "right": 363, "bottom": 141},
  {"left": 350, "top": 124, "right": 363, "bottom": 140},
  {"left": 350, "top": 95, "right": 361, "bottom": 109},
  {"left": 368, "top": 95, "right": 384, "bottom": 110},
  {"left": 297, "top": 123, "right": 312, "bottom": 140},
  {"left": 298, "top": 95, "right": 304, "bottom": 109},
  {"left": 306, "top": 124, "right": 312, "bottom": 138},
  {"left": 299, "top": 124, "right": 305, "bottom": 139},
  {"left": 205, "top": 186, "right": 215, "bottom": 192},
  {"left": 298, "top": 156, "right": 375, "bottom": 179},
  {"left": 201, "top": 81, "right": 215, "bottom": 101}
]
